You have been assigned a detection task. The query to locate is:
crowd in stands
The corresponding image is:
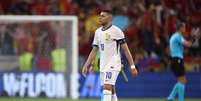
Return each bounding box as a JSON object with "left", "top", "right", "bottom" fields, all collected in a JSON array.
[
  {"left": 0, "top": 0, "right": 201, "bottom": 72},
  {"left": 0, "top": 22, "right": 65, "bottom": 72}
]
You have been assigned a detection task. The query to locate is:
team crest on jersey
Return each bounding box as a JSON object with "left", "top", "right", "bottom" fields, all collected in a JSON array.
[{"left": 105, "top": 33, "right": 111, "bottom": 41}]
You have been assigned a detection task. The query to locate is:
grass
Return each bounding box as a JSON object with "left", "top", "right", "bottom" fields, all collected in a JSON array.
[{"left": 0, "top": 98, "right": 200, "bottom": 101}]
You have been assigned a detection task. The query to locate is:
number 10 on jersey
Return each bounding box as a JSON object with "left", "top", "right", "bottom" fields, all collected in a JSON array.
[{"left": 106, "top": 72, "right": 112, "bottom": 79}]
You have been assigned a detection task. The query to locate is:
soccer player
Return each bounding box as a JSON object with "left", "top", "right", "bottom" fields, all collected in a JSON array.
[
  {"left": 167, "top": 22, "right": 193, "bottom": 101},
  {"left": 82, "top": 10, "right": 138, "bottom": 101}
]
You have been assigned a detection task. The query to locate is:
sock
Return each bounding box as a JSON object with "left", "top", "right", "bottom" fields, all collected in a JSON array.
[
  {"left": 103, "top": 90, "right": 112, "bottom": 101},
  {"left": 112, "top": 93, "right": 118, "bottom": 101},
  {"left": 167, "top": 82, "right": 180, "bottom": 100},
  {"left": 178, "top": 83, "right": 185, "bottom": 101}
]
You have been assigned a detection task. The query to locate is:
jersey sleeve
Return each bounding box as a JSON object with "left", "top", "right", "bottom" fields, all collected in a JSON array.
[
  {"left": 114, "top": 28, "right": 126, "bottom": 44},
  {"left": 92, "top": 31, "right": 99, "bottom": 47},
  {"left": 115, "top": 28, "right": 125, "bottom": 39},
  {"left": 178, "top": 34, "right": 185, "bottom": 44},
  {"left": 181, "top": 36, "right": 185, "bottom": 44}
]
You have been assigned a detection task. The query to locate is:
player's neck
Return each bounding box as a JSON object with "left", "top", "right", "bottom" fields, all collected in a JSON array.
[
  {"left": 177, "top": 31, "right": 183, "bottom": 35},
  {"left": 102, "top": 22, "right": 112, "bottom": 31}
]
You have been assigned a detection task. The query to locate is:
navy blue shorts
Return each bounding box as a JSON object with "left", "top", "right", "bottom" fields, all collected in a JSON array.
[{"left": 170, "top": 57, "right": 185, "bottom": 77}]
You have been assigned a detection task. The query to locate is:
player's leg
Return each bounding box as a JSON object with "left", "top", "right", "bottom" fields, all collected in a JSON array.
[
  {"left": 102, "top": 71, "right": 119, "bottom": 101},
  {"left": 167, "top": 58, "right": 186, "bottom": 101},
  {"left": 100, "top": 71, "right": 112, "bottom": 101},
  {"left": 111, "top": 71, "right": 119, "bottom": 101},
  {"left": 177, "top": 59, "right": 186, "bottom": 101},
  {"left": 167, "top": 76, "right": 186, "bottom": 101},
  {"left": 167, "top": 58, "right": 182, "bottom": 101},
  {"left": 177, "top": 76, "right": 187, "bottom": 101},
  {"left": 103, "top": 84, "right": 113, "bottom": 101},
  {"left": 112, "top": 86, "right": 118, "bottom": 101},
  {"left": 167, "top": 82, "right": 180, "bottom": 101}
]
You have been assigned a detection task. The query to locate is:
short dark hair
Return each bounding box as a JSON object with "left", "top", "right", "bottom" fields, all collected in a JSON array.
[{"left": 176, "top": 22, "right": 185, "bottom": 30}]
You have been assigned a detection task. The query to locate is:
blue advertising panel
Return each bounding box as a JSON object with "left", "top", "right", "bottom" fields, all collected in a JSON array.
[
  {"left": 79, "top": 72, "right": 201, "bottom": 98},
  {"left": 0, "top": 72, "right": 67, "bottom": 98}
]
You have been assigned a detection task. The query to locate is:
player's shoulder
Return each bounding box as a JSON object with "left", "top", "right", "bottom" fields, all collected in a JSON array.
[
  {"left": 171, "top": 32, "right": 183, "bottom": 41},
  {"left": 174, "top": 32, "right": 183, "bottom": 38},
  {"left": 111, "top": 25, "right": 122, "bottom": 32},
  {"left": 95, "top": 26, "right": 103, "bottom": 33},
  {"left": 171, "top": 32, "right": 178, "bottom": 37}
]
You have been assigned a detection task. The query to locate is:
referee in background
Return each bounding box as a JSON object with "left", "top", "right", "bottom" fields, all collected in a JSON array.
[{"left": 167, "top": 22, "right": 193, "bottom": 101}]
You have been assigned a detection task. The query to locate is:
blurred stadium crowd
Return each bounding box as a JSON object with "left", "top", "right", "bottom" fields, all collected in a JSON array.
[
  {"left": 0, "top": 22, "right": 66, "bottom": 71},
  {"left": 0, "top": 0, "right": 201, "bottom": 72}
]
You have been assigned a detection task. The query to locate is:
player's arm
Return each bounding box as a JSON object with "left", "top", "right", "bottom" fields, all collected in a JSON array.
[
  {"left": 121, "top": 43, "right": 138, "bottom": 76},
  {"left": 183, "top": 40, "right": 192, "bottom": 47},
  {"left": 82, "top": 46, "right": 98, "bottom": 77},
  {"left": 180, "top": 35, "right": 192, "bottom": 48}
]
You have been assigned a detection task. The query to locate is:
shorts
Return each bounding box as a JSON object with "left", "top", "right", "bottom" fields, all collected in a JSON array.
[
  {"left": 170, "top": 57, "right": 185, "bottom": 77},
  {"left": 100, "top": 71, "right": 120, "bottom": 86}
]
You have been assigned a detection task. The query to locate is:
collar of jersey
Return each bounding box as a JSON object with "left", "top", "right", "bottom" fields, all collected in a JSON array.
[
  {"left": 101, "top": 24, "right": 112, "bottom": 31},
  {"left": 176, "top": 31, "right": 182, "bottom": 35}
]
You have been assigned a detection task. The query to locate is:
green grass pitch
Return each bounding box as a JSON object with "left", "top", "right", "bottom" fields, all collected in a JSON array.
[{"left": 0, "top": 98, "right": 200, "bottom": 101}]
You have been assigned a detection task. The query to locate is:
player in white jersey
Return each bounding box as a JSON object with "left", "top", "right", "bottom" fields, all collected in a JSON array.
[{"left": 82, "top": 10, "right": 138, "bottom": 101}]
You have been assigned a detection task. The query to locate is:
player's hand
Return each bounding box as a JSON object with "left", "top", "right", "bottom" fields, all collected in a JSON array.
[
  {"left": 82, "top": 66, "right": 87, "bottom": 77},
  {"left": 131, "top": 68, "right": 138, "bottom": 77},
  {"left": 89, "top": 65, "right": 94, "bottom": 74}
]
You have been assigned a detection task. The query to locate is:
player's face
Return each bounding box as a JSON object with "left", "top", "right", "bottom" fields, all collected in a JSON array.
[{"left": 99, "top": 12, "right": 112, "bottom": 25}]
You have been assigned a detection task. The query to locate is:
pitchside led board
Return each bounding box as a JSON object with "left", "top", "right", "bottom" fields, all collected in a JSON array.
[{"left": 0, "top": 16, "right": 79, "bottom": 99}]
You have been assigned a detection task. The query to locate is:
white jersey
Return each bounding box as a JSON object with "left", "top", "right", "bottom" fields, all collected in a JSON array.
[{"left": 92, "top": 25, "right": 125, "bottom": 72}]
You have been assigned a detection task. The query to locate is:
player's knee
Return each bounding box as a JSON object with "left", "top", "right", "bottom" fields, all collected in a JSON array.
[
  {"left": 178, "top": 76, "right": 187, "bottom": 84},
  {"left": 103, "top": 84, "right": 113, "bottom": 91},
  {"left": 182, "top": 78, "right": 187, "bottom": 84},
  {"left": 180, "top": 80, "right": 187, "bottom": 84},
  {"left": 103, "top": 89, "right": 112, "bottom": 95}
]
